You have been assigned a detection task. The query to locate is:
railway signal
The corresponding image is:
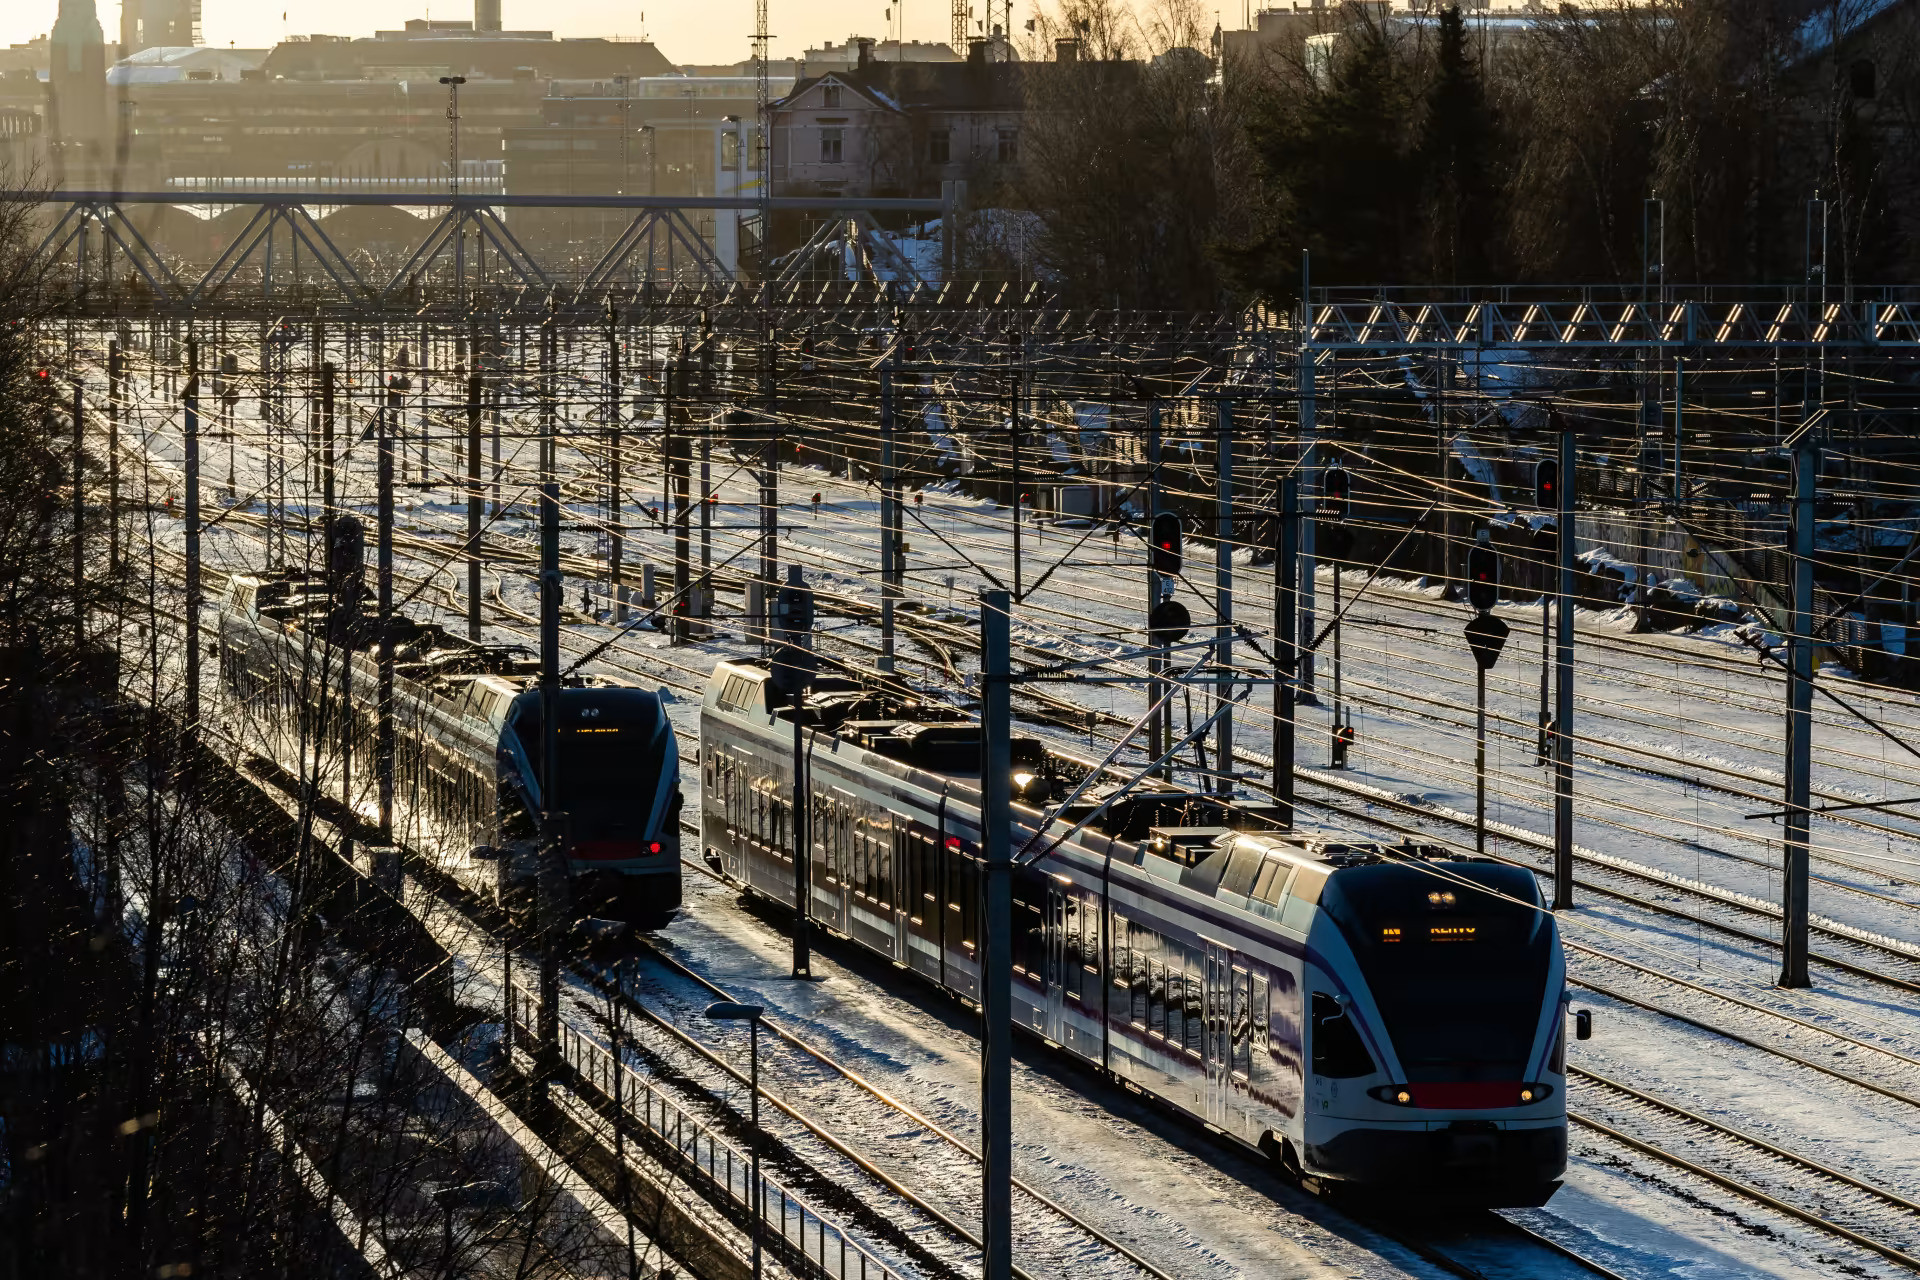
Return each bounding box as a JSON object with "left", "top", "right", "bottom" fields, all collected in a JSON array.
[
  {"left": 1148, "top": 598, "right": 1190, "bottom": 645},
  {"left": 1150, "top": 512, "right": 1182, "bottom": 577},
  {"left": 1534, "top": 458, "right": 1558, "bottom": 509},
  {"left": 1467, "top": 540, "right": 1499, "bottom": 613},
  {"left": 1322, "top": 466, "right": 1351, "bottom": 523}
]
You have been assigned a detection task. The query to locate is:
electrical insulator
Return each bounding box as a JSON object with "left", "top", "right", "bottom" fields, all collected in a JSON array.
[
  {"left": 1151, "top": 512, "right": 1183, "bottom": 577},
  {"left": 1467, "top": 543, "right": 1499, "bottom": 613}
]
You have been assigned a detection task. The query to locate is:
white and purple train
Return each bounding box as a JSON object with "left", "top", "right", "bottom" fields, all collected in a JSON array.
[{"left": 700, "top": 659, "right": 1569, "bottom": 1206}]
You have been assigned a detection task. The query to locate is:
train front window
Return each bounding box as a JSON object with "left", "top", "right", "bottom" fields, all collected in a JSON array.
[
  {"left": 513, "top": 697, "right": 672, "bottom": 844},
  {"left": 1321, "top": 863, "right": 1550, "bottom": 1082}
]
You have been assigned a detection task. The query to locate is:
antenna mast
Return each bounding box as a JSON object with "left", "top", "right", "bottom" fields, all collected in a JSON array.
[{"left": 952, "top": 0, "right": 968, "bottom": 54}]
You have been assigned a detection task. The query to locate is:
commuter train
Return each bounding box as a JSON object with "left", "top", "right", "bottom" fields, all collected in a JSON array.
[
  {"left": 700, "top": 658, "right": 1567, "bottom": 1205},
  {"left": 215, "top": 567, "right": 683, "bottom": 927}
]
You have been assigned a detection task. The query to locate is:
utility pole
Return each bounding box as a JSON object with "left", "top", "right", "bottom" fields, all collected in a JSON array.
[
  {"left": 72, "top": 379, "right": 85, "bottom": 650},
  {"left": 1552, "top": 414, "right": 1576, "bottom": 910},
  {"left": 668, "top": 349, "right": 689, "bottom": 644},
  {"left": 108, "top": 340, "right": 120, "bottom": 578},
  {"left": 467, "top": 367, "right": 483, "bottom": 641},
  {"left": 537, "top": 307, "right": 568, "bottom": 1054},
  {"left": 1214, "top": 399, "right": 1234, "bottom": 797},
  {"left": 977, "top": 588, "right": 1012, "bottom": 1280},
  {"left": 1297, "top": 252, "right": 1318, "bottom": 699},
  {"left": 1147, "top": 401, "right": 1165, "bottom": 773},
  {"left": 879, "top": 352, "right": 897, "bottom": 672},
  {"left": 183, "top": 340, "right": 201, "bottom": 747},
  {"left": 1274, "top": 475, "right": 1297, "bottom": 825},
  {"left": 606, "top": 301, "right": 625, "bottom": 623},
  {"left": 378, "top": 375, "right": 399, "bottom": 848},
  {"left": 758, "top": 317, "right": 778, "bottom": 652},
  {"left": 1780, "top": 417, "right": 1823, "bottom": 988},
  {"left": 1009, "top": 327, "right": 1023, "bottom": 599}
]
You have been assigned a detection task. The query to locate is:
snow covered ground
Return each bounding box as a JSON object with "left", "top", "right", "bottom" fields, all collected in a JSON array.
[{"left": 100, "top": 343, "right": 1920, "bottom": 1279}]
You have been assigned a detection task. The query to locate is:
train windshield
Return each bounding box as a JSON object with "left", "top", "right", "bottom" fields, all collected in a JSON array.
[
  {"left": 1320, "top": 862, "right": 1551, "bottom": 1082},
  {"left": 513, "top": 693, "right": 674, "bottom": 842}
]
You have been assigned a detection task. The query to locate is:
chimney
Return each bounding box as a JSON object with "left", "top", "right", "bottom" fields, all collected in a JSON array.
[
  {"left": 475, "top": 0, "right": 501, "bottom": 32},
  {"left": 1055, "top": 37, "right": 1080, "bottom": 62},
  {"left": 856, "top": 37, "right": 874, "bottom": 67}
]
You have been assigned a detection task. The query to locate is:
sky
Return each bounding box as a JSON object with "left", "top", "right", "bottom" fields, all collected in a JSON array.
[{"left": 4, "top": 0, "right": 1012, "bottom": 67}]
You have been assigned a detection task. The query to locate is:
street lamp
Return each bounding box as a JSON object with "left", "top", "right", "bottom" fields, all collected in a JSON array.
[{"left": 705, "top": 1001, "right": 765, "bottom": 1280}]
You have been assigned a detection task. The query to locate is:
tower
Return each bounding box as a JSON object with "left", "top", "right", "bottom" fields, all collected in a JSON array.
[
  {"left": 476, "top": 0, "right": 503, "bottom": 32},
  {"left": 120, "top": 0, "right": 202, "bottom": 53},
  {"left": 50, "top": 0, "right": 107, "bottom": 178}
]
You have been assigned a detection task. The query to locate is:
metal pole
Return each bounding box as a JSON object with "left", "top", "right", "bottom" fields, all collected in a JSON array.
[
  {"left": 880, "top": 357, "right": 897, "bottom": 672},
  {"left": 378, "top": 377, "right": 397, "bottom": 847},
  {"left": 759, "top": 322, "right": 777, "bottom": 653},
  {"left": 183, "top": 342, "right": 200, "bottom": 745},
  {"left": 108, "top": 340, "right": 120, "bottom": 578},
  {"left": 1214, "top": 399, "right": 1234, "bottom": 797},
  {"left": 467, "top": 370, "right": 483, "bottom": 641},
  {"left": 1537, "top": 574, "right": 1550, "bottom": 765},
  {"left": 538, "top": 315, "right": 567, "bottom": 1053},
  {"left": 1476, "top": 663, "right": 1487, "bottom": 855},
  {"left": 72, "top": 379, "right": 84, "bottom": 649},
  {"left": 791, "top": 687, "right": 811, "bottom": 978},
  {"left": 1010, "top": 362, "right": 1022, "bottom": 601},
  {"left": 607, "top": 304, "right": 625, "bottom": 623},
  {"left": 1552, "top": 418, "right": 1576, "bottom": 910},
  {"left": 749, "top": 1017, "right": 763, "bottom": 1280},
  {"left": 1275, "top": 475, "right": 1297, "bottom": 826},
  {"left": 1781, "top": 424, "right": 1821, "bottom": 988},
  {"left": 321, "top": 362, "right": 336, "bottom": 522},
  {"left": 978, "top": 589, "right": 1012, "bottom": 1280},
  {"left": 669, "top": 356, "right": 690, "bottom": 644},
  {"left": 1147, "top": 401, "right": 1165, "bottom": 774},
  {"left": 1297, "top": 277, "right": 1318, "bottom": 699}
]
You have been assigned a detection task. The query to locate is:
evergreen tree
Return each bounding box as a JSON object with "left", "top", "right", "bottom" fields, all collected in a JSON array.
[{"left": 1416, "top": 7, "right": 1499, "bottom": 283}]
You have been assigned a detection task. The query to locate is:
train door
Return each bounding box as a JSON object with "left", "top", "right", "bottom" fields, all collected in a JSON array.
[{"left": 1203, "top": 940, "right": 1234, "bottom": 1127}]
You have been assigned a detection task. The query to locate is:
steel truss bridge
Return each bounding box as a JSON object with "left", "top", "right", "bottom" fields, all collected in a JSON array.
[{"left": 5, "top": 190, "right": 952, "bottom": 318}]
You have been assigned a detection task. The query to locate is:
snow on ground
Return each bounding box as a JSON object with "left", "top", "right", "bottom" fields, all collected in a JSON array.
[{"left": 103, "top": 346, "right": 1920, "bottom": 1279}]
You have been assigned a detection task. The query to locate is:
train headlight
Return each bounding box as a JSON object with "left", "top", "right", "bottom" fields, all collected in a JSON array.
[
  {"left": 1013, "top": 771, "right": 1036, "bottom": 790},
  {"left": 1367, "top": 1085, "right": 1418, "bottom": 1107},
  {"left": 1519, "top": 1088, "right": 1534, "bottom": 1103},
  {"left": 1395, "top": 1090, "right": 1411, "bottom": 1105},
  {"left": 648, "top": 841, "right": 662, "bottom": 854},
  {"left": 1518, "top": 1083, "right": 1554, "bottom": 1104}
]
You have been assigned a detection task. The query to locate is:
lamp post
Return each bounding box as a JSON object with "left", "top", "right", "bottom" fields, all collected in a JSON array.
[{"left": 705, "top": 1002, "right": 765, "bottom": 1280}]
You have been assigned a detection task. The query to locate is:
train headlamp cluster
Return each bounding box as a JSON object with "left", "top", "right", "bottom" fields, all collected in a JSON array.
[{"left": 1427, "top": 890, "right": 1457, "bottom": 907}]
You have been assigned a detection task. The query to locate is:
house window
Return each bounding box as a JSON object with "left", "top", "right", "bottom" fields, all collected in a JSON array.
[
  {"left": 820, "top": 128, "right": 843, "bottom": 163},
  {"left": 996, "top": 128, "right": 1018, "bottom": 163},
  {"left": 823, "top": 84, "right": 842, "bottom": 108},
  {"left": 928, "top": 128, "right": 950, "bottom": 165}
]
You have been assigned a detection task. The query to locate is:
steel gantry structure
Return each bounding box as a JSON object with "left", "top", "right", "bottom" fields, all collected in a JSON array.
[{"left": 7, "top": 189, "right": 953, "bottom": 318}]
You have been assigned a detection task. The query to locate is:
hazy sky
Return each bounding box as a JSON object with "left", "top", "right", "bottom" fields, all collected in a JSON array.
[{"left": 4, "top": 0, "right": 997, "bottom": 67}]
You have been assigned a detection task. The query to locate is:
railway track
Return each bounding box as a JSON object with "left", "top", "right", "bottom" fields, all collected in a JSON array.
[{"left": 1568, "top": 1066, "right": 1920, "bottom": 1273}]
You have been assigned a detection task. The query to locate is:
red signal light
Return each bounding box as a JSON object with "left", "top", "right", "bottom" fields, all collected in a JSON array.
[{"left": 648, "top": 841, "right": 662, "bottom": 853}]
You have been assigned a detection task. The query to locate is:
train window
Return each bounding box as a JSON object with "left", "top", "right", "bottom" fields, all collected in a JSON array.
[
  {"left": 1060, "top": 897, "right": 1081, "bottom": 1001},
  {"left": 1110, "top": 913, "right": 1130, "bottom": 1001},
  {"left": 1252, "top": 974, "right": 1270, "bottom": 1054},
  {"left": 1164, "top": 968, "right": 1183, "bottom": 1045},
  {"left": 1310, "top": 992, "right": 1376, "bottom": 1079},
  {"left": 1230, "top": 967, "right": 1253, "bottom": 1078},
  {"left": 1252, "top": 859, "right": 1281, "bottom": 902},
  {"left": 1148, "top": 962, "right": 1167, "bottom": 1038},
  {"left": 1183, "top": 958, "right": 1205, "bottom": 1055},
  {"left": 1130, "top": 927, "right": 1150, "bottom": 1026}
]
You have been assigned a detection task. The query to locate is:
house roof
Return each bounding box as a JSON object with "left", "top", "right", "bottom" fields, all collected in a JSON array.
[{"left": 774, "top": 60, "right": 1025, "bottom": 114}]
